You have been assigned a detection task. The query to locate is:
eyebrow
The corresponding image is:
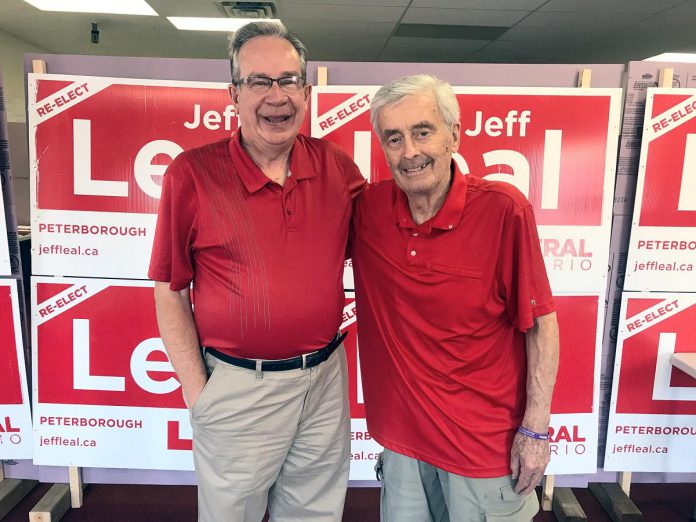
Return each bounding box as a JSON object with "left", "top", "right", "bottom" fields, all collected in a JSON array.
[
  {"left": 381, "top": 121, "right": 436, "bottom": 139},
  {"left": 244, "top": 70, "right": 301, "bottom": 78},
  {"left": 411, "top": 121, "right": 436, "bottom": 131}
]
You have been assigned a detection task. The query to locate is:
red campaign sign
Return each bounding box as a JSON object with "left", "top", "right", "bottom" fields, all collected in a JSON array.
[
  {"left": 31, "top": 75, "right": 234, "bottom": 214},
  {"left": 340, "top": 294, "right": 363, "bottom": 418},
  {"left": 551, "top": 295, "right": 598, "bottom": 415},
  {"left": 34, "top": 278, "right": 183, "bottom": 409},
  {"left": 312, "top": 87, "right": 620, "bottom": 227},
  {"left": 616, "top": 296, "right": 696, "bottom": 415},
  {"left": 639, "top": 90, "right": 696, "bottom": 227},
  {"left": 0, "top": 284, "right": 23, "bottom": 405}
]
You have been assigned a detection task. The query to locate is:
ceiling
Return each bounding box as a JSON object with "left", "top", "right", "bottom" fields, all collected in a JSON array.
[{"left": 1, "top": 0, "right": 696, "bottom": 64}]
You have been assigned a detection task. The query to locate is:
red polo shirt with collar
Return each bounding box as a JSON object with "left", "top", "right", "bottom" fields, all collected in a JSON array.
[
  {"left": 149, "top": 131, "right": 366, "bottom": 359},
  {"left": 351, "top": 164, "right": 554, "bottom": 477}
]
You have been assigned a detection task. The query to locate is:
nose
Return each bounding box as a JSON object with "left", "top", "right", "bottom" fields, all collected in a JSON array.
[
  {"left": 264, "top": 81, "right": 287, "bottom": 103},
  {"left": 402, "top": 135, "right": 419, "bottom": 159}
]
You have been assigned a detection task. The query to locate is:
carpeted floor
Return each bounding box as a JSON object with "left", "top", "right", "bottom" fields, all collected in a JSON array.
[{"left": 4, "top": 482, "right": 696, "bottom": 521}]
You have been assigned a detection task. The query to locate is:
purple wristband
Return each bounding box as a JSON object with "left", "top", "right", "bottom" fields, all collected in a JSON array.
[{"left": 517, "top": 426, "right": 550, "bottom": 440}]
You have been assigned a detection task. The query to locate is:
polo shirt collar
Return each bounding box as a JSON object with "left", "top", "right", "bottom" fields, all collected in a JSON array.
[
  {"left": 228, "top": 130, "right": 317, "bottom": 194},
  {"left": 394, "top": 161, "right": 468, "bottom": 231}
]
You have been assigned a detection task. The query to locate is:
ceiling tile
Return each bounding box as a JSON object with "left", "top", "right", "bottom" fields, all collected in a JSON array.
[
  {"left": 386, "top": 37, "right": 489, "bottom": 53},
  {"left": 517, "top": 10, "right": 646, "bottom": 27},
  {"left": 282, "top": 19, "right": 396, "bottom": 36},
  {"left": 410, "top": 0, "right": 546, "bottom": 8},
  {"left": 664, "top": 0, "right": 696, "bottom": 14},
  {"left": 279, "top": 3, "right": 406, "bottom": 22},
  {"left": 539, "top": 0, "right": 684, "bottom": 13},
  {"left": 402, "top": 8, "right": 530, "bottom": 26}
]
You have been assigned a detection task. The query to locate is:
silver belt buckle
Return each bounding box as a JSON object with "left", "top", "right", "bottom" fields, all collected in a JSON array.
[{"left": 301, "top": 353, "right": 308, "bottom": 370}]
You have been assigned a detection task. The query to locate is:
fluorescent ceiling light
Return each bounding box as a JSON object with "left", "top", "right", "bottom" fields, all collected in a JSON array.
[
  {"left": 23, "top": 0, "right": 157, "bottom": 15},
  {"left": 644, "top": 52, "right": 696, "bottom": 63},
  {"left": 168, "top": 17, "right": 279, "bottom": 32}
]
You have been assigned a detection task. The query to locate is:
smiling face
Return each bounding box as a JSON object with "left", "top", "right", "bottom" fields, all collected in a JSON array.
[
  {"left": 376, "top": 91, "right": 460, "bottom": 199},
  {"left": 229, "top": 36, "right": 310, "bottom": 156}
]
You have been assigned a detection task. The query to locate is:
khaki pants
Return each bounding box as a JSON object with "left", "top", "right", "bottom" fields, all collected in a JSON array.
[
  {"left": 378, "top": 449, "right": 539, "bottom": 522},
  {"left": 190, "top": 346, "right": 351, "bottom": 522}
]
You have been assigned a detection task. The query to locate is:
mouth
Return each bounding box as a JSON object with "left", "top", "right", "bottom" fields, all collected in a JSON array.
[
  {"left": 400, "top": 160, "right": 432, "bottom": 174},
  {"left": 261, "top": 114, "right": 293, "bottom": 124}
]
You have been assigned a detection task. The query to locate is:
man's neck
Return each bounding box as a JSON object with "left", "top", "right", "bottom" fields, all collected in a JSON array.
[
  {"left": 241, "top": 136, "right": 293, "bottom": 186},
  {"left": 407, "top": 177, "right": 452, "bottom": 226}
]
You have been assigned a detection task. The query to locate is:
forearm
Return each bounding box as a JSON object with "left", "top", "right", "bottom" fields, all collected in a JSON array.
[
  {"left": 154, "top": 281, "right": 206, "bottom": 407},
  {"left": 522, "top": 311, "right": 559, "bottom": 433}
]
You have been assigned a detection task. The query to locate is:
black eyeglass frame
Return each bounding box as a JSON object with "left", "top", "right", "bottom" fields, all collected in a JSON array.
[{"left": 234, "top": 75, "right": 307, "bottom": 91}]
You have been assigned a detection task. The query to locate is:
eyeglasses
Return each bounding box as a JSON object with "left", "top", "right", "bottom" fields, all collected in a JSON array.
[{"left": 235, "top": 75, "right": 306, "bottom": 93}]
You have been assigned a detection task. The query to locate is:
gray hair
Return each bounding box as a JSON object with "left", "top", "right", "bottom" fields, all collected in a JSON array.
[
  {"left": 370, "top": 74, "right": 460, "bottom": 133},
  {"left": 228, "top": 21, "right": 308, "bottom": 83}
]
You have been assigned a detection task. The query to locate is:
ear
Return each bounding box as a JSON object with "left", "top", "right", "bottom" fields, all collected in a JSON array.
[
  {"left": 228, "top": 83, "right": 239, "bottom": 105},
  {"left": 303, "top": 83, "right": 312, "bottom": 106},
  {"left": 451, "top": 122, "right": 461, "bottom": 150}
]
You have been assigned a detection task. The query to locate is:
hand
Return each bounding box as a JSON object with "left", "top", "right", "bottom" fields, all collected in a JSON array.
[
  {"left": 183, "top": 383, "right": 205, "bottom": 411},
  {"left": 510, "top": 431, "right": 550, "bottom": 495}
]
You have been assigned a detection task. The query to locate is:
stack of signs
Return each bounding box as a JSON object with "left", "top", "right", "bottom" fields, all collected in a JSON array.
[
  {"left": 29, "top": 74, "right": 233, "bottom": 469},
  {"left": 605, "top": 88, "right": 696, "bottom": 472},
  {"left": 313, "top": 86, "right": 622, "bottom": 474},
  {"left": 1, "top": 69, "right": 31, "bottom": 460},
  {"left": 0, "top": 281, "right": 32, "bottom": 459}
]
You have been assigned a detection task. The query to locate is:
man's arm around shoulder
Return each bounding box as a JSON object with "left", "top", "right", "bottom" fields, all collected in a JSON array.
[
  {"left": 154, "top": 281, "right": 207, "bottom": 409},
  {"left": 511, "top": 311, "right": 559, "bottom": 495}
]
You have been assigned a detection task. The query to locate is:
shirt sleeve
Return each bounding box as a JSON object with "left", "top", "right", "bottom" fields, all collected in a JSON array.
[
  {"left": 147, "top": 156, "right": 198, "bottom": 291},
  {"left": 499, "top": 203, "right": 555, "bottom": 332},
  {"left": 337, "top": 146, "right": 368, "bottom": 199}
]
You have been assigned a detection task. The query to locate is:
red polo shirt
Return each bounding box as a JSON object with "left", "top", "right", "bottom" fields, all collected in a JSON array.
[
  {"left": 149, "top": 132, "right": 366, "bottom": 359},
  {"left": 351, "top": 165, "right": 554, "bottom": 477}
]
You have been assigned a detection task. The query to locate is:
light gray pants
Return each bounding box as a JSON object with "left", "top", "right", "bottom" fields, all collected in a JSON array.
[
  {"left": 378, "top": 449, "right": 539, "bottom": 522},
  {"left": 190, "top": 346, "right": 351, "bottom": 522}
]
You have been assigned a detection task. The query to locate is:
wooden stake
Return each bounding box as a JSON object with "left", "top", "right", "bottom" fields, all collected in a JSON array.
[
  {"left": 68, "top": 467, "right": 83, "bottom": 508},
  {"left": 552, "top": 487, "right": 588, "bottom": 521},
  {"left": 29, "top": 483, "right": 71, "bottom": 522},
  {"left": 317, "top": 66, "right": 328, "bottom": 86},
  {"left": 32, "top": 60, "right": 47, "bottom": 74},
  {"left": 589, "top": 482, "right": 642, "bottom": 521},
  {"left": 577, "top": 69, "right": 592, "bottom": 88},
  {"left": 658, "top": 68, "right": 674, "bottom": 88},
  {"left": 541, "top": 474, "right": 554, "bottom": 511},
  {"left": 618, "top": 471, "right": 631, "bottom": 496}
]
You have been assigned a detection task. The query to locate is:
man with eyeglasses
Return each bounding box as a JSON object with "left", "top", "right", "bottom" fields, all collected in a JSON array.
[{"left": 149, "top": 21, "right": 366, "bottom": 522}]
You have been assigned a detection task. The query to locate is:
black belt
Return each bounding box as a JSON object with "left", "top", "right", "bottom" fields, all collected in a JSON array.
[{"left": 204, "top": 332, "right": 347, "bottom": 372}]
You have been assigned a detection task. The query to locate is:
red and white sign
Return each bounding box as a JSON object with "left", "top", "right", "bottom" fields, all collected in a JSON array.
[
  {"left": 32, "top": 276, "right": 192, "bottom": 469},
  {"left": 28, "top": 74, "right": 235, "bottom": 279},
  {"left": 546, "top": 294, "right": 603, "bottom": 474},
  {"left": 605, "top": 293, "right": 696, "bottom": 472},
  {"left": 313, "top": 86, "right": 621, "bottom": 294},
  {"left": 342, "top": 292, "right": 383, "bottom": 478},
  {"left": 0, "top": 189, "right": 10, "bottom": 276},
  {"left": 625, "top": 89, "right": 696, "bottom": 292},
  {"left": 31, "top": 281, "right": 381, "bottom": 478},
  {"left": 0, "top": 280, "right": 32, "bottom": 459}
]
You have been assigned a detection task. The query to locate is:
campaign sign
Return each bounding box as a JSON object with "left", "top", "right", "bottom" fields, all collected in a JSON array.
[
  {"left": 0, "top": 187, "right": 10, "bottom": 276},
  {"left": 342, "top": 292, "right": 383, "bottom": 479},
  {"left": 605, "top": 293, "right": 696, "bottom": 472},
  {"left": 32, "top": 276, "right": 193, "bottom": 469},
  {"left": 28, "top": 74, "right": 235, "bottom": 279},
  {"left": 313, "top": 86, "right": 621, "bottom": 294},
  {"left": 546, "top": 294, "right": 603, "bottom": 474},
  {"left": 32, "top": 280, "right": 381, "bottom": 477},
  {"left": 624, "top": 89, "right": 696, "bottom": 292},
  {"left": 0, "top": 280, "right": 32, "bottom": 459}
]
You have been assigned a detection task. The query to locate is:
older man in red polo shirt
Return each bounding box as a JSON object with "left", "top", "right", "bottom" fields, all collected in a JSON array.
[
  {"left": 149, "top": 22, "right": 365, "bottom": 522},
  {"left": 350, "top": 75, "right": 559, "bottom": 521}
]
